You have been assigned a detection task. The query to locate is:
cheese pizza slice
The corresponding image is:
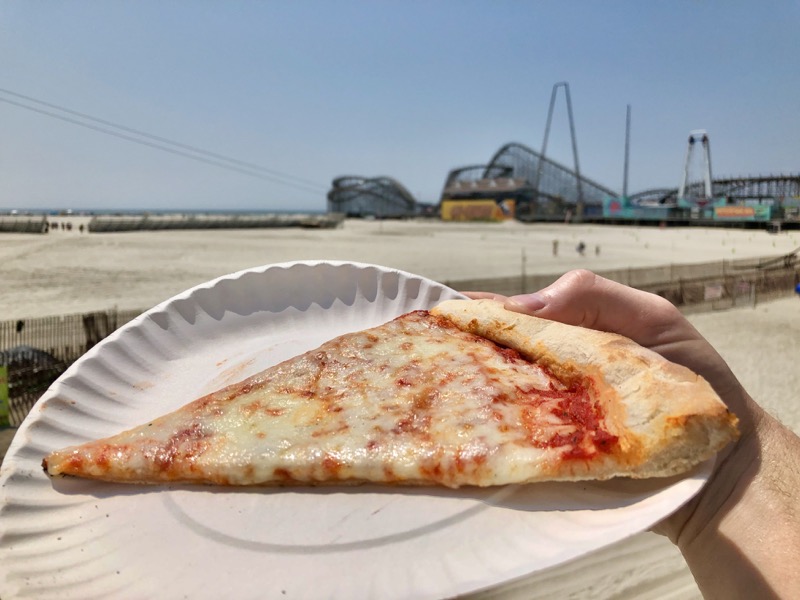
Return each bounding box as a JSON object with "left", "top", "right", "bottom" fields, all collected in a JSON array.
[{"left": 43, "top": 299, "right": 738, "bottom": 488}]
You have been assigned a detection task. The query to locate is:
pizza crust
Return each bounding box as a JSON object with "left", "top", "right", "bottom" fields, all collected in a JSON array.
[{"left": 431, "top": 299, "right": 739, "bottom": 479}]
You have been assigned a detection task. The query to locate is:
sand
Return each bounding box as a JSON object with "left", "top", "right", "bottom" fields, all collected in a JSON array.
[
  {"left": 1, "top": 218, "right": 798, "bottom": 319},
  {"left": 1, "top": 218, "right": 799, "bottom": 599}
]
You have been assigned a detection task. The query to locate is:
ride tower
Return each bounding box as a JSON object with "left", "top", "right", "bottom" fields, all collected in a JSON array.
[{"left": 678, "top": 130, "right": 714, "bottom": 205}]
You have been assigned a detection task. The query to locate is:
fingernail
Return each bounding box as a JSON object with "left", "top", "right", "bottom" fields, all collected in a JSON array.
[{"left": 507, "top": 292, "right": 546, "bottom": 312}]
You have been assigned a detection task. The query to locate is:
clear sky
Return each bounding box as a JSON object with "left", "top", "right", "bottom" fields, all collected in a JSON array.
[{"left": 1, "top": 1, "right": 798, "bottom": 212}]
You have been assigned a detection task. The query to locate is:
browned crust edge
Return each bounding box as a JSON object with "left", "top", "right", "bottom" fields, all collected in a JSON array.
[{"left": 431, "top": 299, "right": 739, "bottom": 479}]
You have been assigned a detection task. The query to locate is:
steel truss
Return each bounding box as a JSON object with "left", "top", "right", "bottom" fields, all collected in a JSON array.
[
  {"left": 631, "top": 175, "right": 800, "bottom": 206},
  {"left": 327, "top": 176, "right": 417, "bottom": 218},
  {"left": 441, "top": 142, "right": 617, "bottom": 219}
]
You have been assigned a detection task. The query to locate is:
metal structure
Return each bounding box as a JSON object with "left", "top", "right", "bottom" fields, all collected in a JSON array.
[
  {"left": 536, "top": 82, "right": 584, "bottom": 217},
  {"left": 678, "top": 130, "right": 714, "bottom": 201},
  {"left": 327, "top": 176, "right": 417, "bottom": 218},
  {"left": 708, "top": 175, "right": 800, "bottom": 202},
  {"left": 630, "top": 175, "right": 800, "bottom": 207},
  {"left": 623, "top": 104, "right": 631, "bottom": 199},
  {"left": 628, "top": 131, "right": 797, "bottom": 221},
  {"left": 440, "top": 142, "right": 617, "bottom": 220}
]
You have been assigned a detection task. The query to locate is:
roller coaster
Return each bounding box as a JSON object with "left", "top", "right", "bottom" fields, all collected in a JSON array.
[
  {"left": 614, "top": 130, "right": 800, "bottom": 224},
  {"left": 332, "top": 147, "right": 800, "bottom": 226},
  {"left": 328, "top": 81, "right": 800, "bottom": 226},
  {"left": 631, "top": 176, "right": 800, "bottom": 207},
  {"left": 440, "top": 141, "right": 618, "bottom": 221},
  {"left": 327, "top": 176, "right": 417, "bottom": 218},
  {"left": 440, "top": 127, "right": 800, "bottom": 226},
  {"left": 441, "top": 152, "right": 800, "bottom": 226}
]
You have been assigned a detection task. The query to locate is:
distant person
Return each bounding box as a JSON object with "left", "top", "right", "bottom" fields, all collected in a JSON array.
[
  {"left": 576, "top": 241, "right": 586, "bottom": 256},
  {"left": 795, "top": 282, "right": 800, "bottom": 297},
  {"left": 466, "top": 270, "right": 800, "bottom": 599}
]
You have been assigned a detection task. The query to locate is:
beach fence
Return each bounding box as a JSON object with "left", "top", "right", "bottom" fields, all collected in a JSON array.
[
  {"left": 0, "top": 213, "right": 346, "bottom": 235},
  {"left": 86, "top": 213, "right": 344, "bottom": 232},
  {"left": 0, "top": 216, "right": 48, "bottom": 234},
  {"left": 445, "top": 252, "right": 800, "bottom": 313},
  {"left": 0, "top": 308, "right": 140, "bottom": 426}
]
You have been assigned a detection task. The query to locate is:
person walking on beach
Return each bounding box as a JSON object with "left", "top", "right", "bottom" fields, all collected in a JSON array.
[{"left": 467, "top": 270, "right": 800, "bottom": 599}]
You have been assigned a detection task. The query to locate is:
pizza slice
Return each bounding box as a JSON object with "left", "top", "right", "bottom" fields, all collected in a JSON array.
[{"left": 42, "top": 299, "right": 738, "bottom": 488}]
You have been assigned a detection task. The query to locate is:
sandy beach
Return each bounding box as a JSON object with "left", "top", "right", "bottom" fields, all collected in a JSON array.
[
  {"left": 1, "top": 218, "right": 799, "bottom": 599},
  {"left": 1, "top": 218, "right": 798, "bottom": 319}
]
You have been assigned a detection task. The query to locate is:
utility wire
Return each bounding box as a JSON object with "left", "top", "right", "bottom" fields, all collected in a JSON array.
[{"left": 0, "top": 88, "right": 328, "bottom": 194}]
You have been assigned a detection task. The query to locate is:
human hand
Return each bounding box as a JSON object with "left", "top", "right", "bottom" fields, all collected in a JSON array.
[
  {"left": 466, "top": 270, "right": 799, "bottom": 598},
  {"left": 465, "top": 270, "right": 759, "bottom": 541}
]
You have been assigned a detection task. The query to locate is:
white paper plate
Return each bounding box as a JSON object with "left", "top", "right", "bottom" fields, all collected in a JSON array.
[{"left": 0, "top": 261, "right": 710, "bottom": 600}]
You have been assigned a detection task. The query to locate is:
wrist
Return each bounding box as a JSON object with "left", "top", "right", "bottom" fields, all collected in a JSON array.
[{"left": 666, "top": 404, "right": 800, "bottom": 597}]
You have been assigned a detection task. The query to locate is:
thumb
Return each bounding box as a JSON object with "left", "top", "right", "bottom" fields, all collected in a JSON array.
[{"left": 504, "top": 270, "right": 689, "bottom": 347}]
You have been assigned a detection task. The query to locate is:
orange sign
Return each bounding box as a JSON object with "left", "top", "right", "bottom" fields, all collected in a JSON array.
[
  {"left": 440, "top": 199, "right": 515, "bottom": 221},
  {"left": 715, "top": 206, "right": 755, "bottom": 218}
]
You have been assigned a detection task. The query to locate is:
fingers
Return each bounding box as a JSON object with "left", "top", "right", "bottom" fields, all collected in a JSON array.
[
  {"left": 461, "top": 291, "right": 509, "bottom": 301},
  {"left": 480, "top": 270, "right": 752, "bottom": 429},
  {"left": 504, "top": 270, "right": 695, "bottom": 349},
  {"left": 504, "top": 269, "right": 742, "bottom": 400},
  {"left": 465, "top": 269, "right": 701, "bottom": 354}
]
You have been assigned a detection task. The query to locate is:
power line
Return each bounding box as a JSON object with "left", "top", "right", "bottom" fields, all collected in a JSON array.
[
  {"left": 0, "top": 88, "right": 328, "bottom": 194},
  {"left": 0, "top": 88, "right": 325, "bottom": 189}
]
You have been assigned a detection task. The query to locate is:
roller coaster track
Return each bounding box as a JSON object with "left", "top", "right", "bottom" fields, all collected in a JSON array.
[
  {"left": 442, "top": 142, "right": 617, "bottom": 209},
  {"left": 327, "top": 175, "right": 417, "bottom": 217},
  {"left": 629, "top": 175, "right": 800, "bottom": 206}
]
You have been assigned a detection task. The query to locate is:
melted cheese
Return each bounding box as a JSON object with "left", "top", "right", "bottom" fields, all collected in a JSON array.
[{"left": 45, "top": 311, "right": 618, "bottom": 488}]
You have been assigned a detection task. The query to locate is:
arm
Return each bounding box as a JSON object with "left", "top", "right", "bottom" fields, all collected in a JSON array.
[{"left": 468, "top": 270, "right": 800, "bottom": 599}]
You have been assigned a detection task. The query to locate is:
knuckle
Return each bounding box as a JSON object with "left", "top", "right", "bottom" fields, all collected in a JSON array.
[{"left": 558, "top": 269, "right": 600, "bottom": 292}]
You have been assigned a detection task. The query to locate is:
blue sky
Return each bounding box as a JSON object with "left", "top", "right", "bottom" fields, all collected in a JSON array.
[{"left": 1, "top": 1, "right": 798, "bottom": 212}]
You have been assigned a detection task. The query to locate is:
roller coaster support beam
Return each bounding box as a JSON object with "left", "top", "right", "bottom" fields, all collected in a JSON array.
[
  {"left": 623, "top": 104, "right": 631, "bottom": 199},
  {"left": 535, "top": 82, "right": 584, "bottom": 219}
]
